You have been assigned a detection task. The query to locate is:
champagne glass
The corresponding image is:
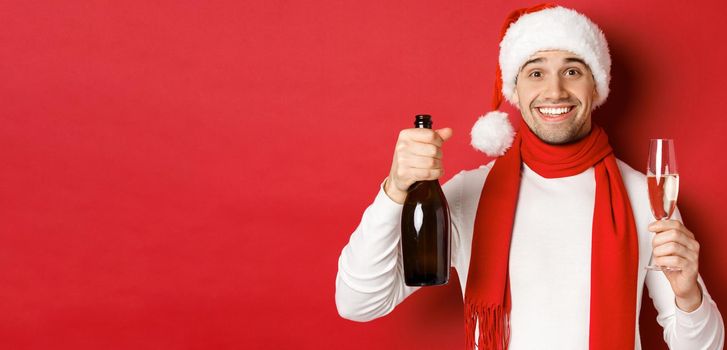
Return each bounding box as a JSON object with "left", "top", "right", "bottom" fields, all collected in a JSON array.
[{"left": 645, "top": 139, "right": 681, "bottom": 271}]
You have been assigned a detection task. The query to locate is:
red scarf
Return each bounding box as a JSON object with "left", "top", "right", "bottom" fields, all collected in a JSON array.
[{"left": 464, "top": 122, "right": 639, "bottom": 349}]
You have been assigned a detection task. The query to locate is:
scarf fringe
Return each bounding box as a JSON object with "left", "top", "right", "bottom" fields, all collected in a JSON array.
[{"left": 464, "top": 301, "right": 510, "bottom": 350}]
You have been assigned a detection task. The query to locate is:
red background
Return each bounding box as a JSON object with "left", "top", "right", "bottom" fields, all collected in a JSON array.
[{"left": 2, "top": 0, "right": 725, "bottom": 349}]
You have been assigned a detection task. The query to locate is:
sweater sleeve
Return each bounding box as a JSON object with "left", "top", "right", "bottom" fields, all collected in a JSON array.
[
  {"left": 335, "top": 175, "right": 463, "bottom": 322},
  {"left": 645, "top": 209, "right": 725, "bottom": 349}
]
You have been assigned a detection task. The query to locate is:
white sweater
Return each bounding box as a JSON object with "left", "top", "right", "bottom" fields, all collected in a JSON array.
[{"left": 336, "top": 160, "right": 724, "bottom": 349}]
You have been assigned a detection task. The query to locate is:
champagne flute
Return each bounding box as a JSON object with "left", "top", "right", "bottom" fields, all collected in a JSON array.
[{"left": 645, "top": 139, "right": 681, "bottom": 271}]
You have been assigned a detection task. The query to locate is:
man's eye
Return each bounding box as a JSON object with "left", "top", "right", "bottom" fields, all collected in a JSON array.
[
  {"left": 566, "top": 69, "right": 580, "bottom": 76},
  {"left": 529, "top": 71, "right": 542, "bottom": 78}
]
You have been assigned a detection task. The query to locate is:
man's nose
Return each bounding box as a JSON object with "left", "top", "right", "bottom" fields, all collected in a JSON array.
[{"left": 543, "top": 76, "right": 569, "bottom": 100}]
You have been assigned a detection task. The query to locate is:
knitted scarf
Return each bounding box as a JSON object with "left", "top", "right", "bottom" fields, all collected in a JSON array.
[{"left": 463, "top": 122, "right": 639, "bottom": 349}]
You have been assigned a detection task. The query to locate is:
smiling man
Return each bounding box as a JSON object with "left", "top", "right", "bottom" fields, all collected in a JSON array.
[
  {"left": 514, "top": 51, "right": 595, "bottom": 144},
  {"left": 335, "top": 5, "right": 724, "bottom": 349}
]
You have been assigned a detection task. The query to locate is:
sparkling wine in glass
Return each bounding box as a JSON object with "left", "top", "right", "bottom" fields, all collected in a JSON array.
[{"left": 645, "top": 139, "right": 681, "bottom": 271}]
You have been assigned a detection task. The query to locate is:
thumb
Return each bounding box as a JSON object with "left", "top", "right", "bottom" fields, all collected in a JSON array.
[{"left": 435, "top": 127, "right": 453, "bottom": 142}]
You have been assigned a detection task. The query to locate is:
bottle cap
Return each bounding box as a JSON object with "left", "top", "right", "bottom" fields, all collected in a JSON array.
[{"left": 414, "top": 115, "right": 432, "bottom": 129}]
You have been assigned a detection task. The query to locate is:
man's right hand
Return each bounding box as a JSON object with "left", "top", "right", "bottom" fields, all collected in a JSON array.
[{"left": 384, "top": 127, "right": 453, "bottom": 204}]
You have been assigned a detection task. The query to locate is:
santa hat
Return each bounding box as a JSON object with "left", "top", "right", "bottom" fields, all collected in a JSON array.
[{"left": 471, "top": 4, "right": 612, "bottom": 156}]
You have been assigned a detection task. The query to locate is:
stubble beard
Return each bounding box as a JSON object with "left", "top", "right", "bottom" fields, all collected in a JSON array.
[
  {"left": 525, "top": 105, "right": 590, "bottom": 145},
  {"left": 530, "top": 120, "right": 584, "bottom": 144}
]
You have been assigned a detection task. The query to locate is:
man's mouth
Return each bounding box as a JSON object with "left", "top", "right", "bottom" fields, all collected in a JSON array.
[{"left": 534, "top": 105, "right": 576, "bottom": 122}]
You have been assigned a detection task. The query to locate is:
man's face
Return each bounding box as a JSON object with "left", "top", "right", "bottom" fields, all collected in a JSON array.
[{"left": 512, "top": 50, "right": 598, "bottom": 144}]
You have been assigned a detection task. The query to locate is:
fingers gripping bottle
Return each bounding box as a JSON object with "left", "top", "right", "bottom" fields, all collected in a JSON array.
[{"left": 401, "top": 115, "right": 451, "bottom": 286}]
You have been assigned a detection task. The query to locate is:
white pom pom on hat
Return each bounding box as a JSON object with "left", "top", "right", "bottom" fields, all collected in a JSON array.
[
  {"left": 471, "top": 111, "right": 514, "bottom": 156},
  {"left": 471, "top": 3, "right": 611, "bottom": 156}
]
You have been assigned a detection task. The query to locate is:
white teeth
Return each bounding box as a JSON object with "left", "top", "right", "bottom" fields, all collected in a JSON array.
[{"left": 538, "top": 107, "right": 572, "bottom": 115}]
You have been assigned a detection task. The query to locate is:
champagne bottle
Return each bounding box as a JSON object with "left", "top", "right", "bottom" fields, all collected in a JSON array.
[{"left": 401, "top": 115, "right": 451, "bottom": 286}]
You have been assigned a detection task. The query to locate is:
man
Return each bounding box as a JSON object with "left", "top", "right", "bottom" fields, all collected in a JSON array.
[{"left": 335, "top": 5, "right": 724, "bottom": 349}]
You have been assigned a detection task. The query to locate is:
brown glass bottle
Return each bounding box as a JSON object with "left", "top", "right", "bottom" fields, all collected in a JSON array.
[{"left": 401, "top": 115, "right": 451, "bottom": 286}]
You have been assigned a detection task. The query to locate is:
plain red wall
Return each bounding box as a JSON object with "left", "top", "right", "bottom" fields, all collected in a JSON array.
[{"left": 2, "top": 0, "right": 725, "bottom": 349}]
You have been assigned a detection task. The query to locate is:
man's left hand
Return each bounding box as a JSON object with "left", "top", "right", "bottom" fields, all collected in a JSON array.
[{"left": 649, "top": 219, "right": 703, "bottom": 312}]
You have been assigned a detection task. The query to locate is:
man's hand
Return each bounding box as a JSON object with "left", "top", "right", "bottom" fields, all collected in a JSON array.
[
  {"left": 649, "top": 219, "right": 703, "bottom": 312},
  {"left": 384, "top": 127, "right": 453, "bottom": 204}
]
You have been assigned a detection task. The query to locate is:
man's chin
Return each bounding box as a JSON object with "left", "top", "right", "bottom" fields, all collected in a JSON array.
[
  {"left": 542, "top": 137, "right": 575, "bottom": 145},
  {"left": 531, "top": 124, "right": 579, "bottom": 145}
]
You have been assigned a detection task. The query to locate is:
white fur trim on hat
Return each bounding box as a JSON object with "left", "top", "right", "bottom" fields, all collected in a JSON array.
[
  {"left": 499, "top": 6, "right": 611, "bottom": 107},
  {"left": 470, "top": 111, "right": 514, "bottom": 156}
]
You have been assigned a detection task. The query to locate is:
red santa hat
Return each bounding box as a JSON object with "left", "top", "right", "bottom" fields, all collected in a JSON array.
[{"left": 471, "top": 4, "right": 612, "bottom": 156}]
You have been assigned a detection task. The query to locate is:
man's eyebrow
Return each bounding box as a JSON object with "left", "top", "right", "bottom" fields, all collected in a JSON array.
[
  {"left": 521, "top": 57, "right": 544, "bottom": 70},
  {"left": 520, "top": 56, "right": 589, "bottom": 71},
  {"left": 564, "top": 57, "right": 588, "bottom": 66}
]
